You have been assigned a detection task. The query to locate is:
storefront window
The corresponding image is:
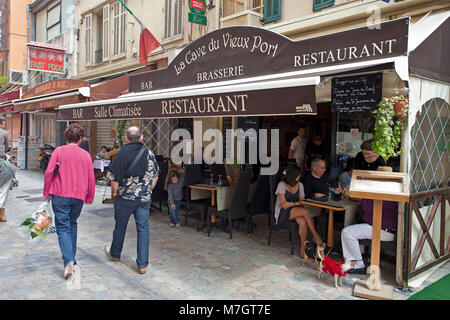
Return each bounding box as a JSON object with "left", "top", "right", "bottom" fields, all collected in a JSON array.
[
  {"left": 335, "top": 111, "right": 374, "bottom": 164},
  {"left": 35, "top": 114, "right": 56, "bottom": 147}
]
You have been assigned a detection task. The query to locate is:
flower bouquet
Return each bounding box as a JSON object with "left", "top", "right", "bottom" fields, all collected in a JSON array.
[{"left": 21, "top": 201, "right": 53, "bottom": 239}]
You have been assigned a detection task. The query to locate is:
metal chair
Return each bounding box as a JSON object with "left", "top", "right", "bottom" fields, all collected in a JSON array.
[
  {"left": 247, "top": 172, "right": 271, "bottom": 234},
  {"left": 206, "top": 167, "right": 252, "bottom": 240},
  {"left": 184, "top": 164, "right": 209, "bottom": 228},
  {"left": 267, "top": 173, "right": 299, "bottom": 255}
]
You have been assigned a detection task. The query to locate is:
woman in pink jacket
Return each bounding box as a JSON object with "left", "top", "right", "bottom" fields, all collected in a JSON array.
[{"left": 43, "top": 123, "right": 95, "bottom": 280}]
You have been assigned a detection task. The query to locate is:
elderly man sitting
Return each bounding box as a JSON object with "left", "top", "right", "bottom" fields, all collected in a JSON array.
[{"left": 302, "top": 158, "right": 329, "bottom": 241}]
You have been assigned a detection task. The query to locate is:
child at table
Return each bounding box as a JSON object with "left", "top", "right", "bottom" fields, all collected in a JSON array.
[{"left": 166, "top": 170, "right": 184, "bottom": 228}]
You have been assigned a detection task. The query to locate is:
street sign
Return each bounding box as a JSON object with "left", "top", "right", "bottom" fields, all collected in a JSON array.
[{"left": 188, "top": 12, "right": 207, "bottom": 26}]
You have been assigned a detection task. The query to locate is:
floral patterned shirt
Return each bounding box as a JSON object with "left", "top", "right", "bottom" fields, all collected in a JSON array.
[{"left": 107, "top": 150, "right": 160, "bottom": 203}]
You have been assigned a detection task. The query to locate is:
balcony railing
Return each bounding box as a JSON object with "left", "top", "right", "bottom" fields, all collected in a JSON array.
[
  {"left": 222, "top": 0, "right": 264, "bottom": 18},
  {"left": 46, "top": 28, "right": 76, "bottom": 54}
]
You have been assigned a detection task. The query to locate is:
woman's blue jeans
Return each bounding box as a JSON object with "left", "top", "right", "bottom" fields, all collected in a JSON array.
[
  {"left": 169, "top": 200, "right": 181, "bottom": 224},
  {"left": 51, "top": 195, "right": 84, "bottom": 267},
  {"left": 110, "top": 197, "right": 151, "bottom": 268}
]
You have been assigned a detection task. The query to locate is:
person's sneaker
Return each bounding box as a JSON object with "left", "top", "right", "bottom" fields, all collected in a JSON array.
[
  {"left": 175, "top": 223, "right": 181, "bottom": 228},
  {"left": 64, "top": 261, "right": 74, "bottom": 279},
  {"left": 137, "top": 267, "right": 147, "bottom": 274},
  {"left": 169, "top": 223, "right": 175, "bottom": 227},
  {"left": 104, "top": 244, "right": 120, "bottom": 262}
]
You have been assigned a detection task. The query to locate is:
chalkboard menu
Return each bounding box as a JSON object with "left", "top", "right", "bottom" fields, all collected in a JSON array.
[
  {"left": 237, "top": 116, "right": 260, "bottom": 131},
  {"left": 332, "top": 73, "right": 382, "bottom": 112}
]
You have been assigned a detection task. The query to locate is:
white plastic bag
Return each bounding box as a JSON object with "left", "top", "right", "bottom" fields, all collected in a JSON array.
[{"left": 20, "top": 200, "right": 53, "bottom": 239}]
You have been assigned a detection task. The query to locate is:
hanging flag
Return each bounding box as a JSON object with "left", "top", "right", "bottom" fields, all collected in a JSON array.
[{"left": 117, "top": 0, "right": 162, "bottom": 65}]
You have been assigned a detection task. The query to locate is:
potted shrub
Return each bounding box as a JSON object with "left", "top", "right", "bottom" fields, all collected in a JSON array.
[
  {"left": 114, "top": 120, "right": 128, "bottom": 147},
  {"left": 372, "top": 95, "right": 408, "bottom": 160}
]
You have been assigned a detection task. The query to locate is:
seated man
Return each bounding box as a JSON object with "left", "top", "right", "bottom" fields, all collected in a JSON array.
[
  {"left": 302, "top": 158, "right": 329, "bottom": 239},
  {"left": 303, "top": 158, "right": 329, "bottom": 199},
  {"left": 341, "top": 198, "right": 398, "bottom": 274}
]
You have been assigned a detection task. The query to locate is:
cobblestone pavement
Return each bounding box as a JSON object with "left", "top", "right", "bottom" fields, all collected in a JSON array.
[{"left": 0, "top": 169, "right": 448, "bottom": 300}]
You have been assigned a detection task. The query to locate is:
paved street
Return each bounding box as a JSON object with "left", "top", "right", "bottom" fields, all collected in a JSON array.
[{"left": 0, "top": 169, "right": 448, "bottom": 300}]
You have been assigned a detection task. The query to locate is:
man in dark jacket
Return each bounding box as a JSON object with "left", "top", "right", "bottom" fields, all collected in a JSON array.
[{"left": 104, "top": 126, "right": 159, "bottom": 274}]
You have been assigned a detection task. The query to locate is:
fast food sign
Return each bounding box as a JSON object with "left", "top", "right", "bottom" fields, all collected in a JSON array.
[{"left": 27, "top": 44, "right": 66, "bottom": 74}]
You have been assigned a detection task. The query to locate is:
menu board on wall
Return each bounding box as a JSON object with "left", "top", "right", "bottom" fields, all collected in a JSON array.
[{"left": 332, "top": 73, "right": 382, "bottom": 112}]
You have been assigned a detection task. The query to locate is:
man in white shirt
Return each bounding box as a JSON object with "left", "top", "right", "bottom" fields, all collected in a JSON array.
[{"left": 288, "top": 125, "right": 307, "bottom": 171}]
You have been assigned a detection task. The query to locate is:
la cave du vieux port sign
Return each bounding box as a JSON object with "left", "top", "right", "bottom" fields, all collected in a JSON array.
[
  {"left": 57, "top": 18, "right": 409, "bottom": 121},
  {"left": 189, "top": 0, "right": 207, "bottom": 25}
]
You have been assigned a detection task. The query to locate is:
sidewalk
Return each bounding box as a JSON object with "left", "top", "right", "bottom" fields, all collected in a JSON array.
[{"left": 0, "top": 169, "right": 448, "bottom": 300}]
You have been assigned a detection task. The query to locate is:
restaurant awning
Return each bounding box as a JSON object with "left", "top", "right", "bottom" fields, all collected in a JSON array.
[
  {"left": 57, "top": 18, "right": 411, "bottom": 121},
  {"left": 12, "top": 79, "right": 90, "bottom": 113},
  {"left": 409, "top": 11, "right": 450, "bottom": 84},
  {"left": 0, "top": 89, "right": 21, "bottom": 114},
  {"left": 57, "top": 73, "right": 320, "bottom": 121}
]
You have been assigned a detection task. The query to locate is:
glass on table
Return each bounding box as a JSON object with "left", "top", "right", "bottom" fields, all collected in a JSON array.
[
  {"left": 209, "top": 174, "right": 214, "bottom": 185},
  {"left": 218, "top": 175, "right": 223, "bottom": 186}
]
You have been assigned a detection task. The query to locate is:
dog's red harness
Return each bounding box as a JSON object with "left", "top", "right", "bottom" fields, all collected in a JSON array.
[{"left": 321, "top": 256, "right": 347, "bottom": 277}]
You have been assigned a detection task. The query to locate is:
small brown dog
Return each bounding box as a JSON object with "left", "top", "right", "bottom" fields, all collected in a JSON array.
[{"left": 302, "top": 241, "right": 325, "bottom": 269}]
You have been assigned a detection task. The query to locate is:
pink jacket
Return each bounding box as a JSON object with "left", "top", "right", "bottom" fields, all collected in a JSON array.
[{"left": 43, "top": 144, "right": 95, "bottom": 203}]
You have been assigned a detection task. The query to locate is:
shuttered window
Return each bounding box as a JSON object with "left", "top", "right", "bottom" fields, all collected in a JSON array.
[
  {"left": 313, "top": 0, "right": 334, "bottom": 11},
  {"left": 112, "top": 1, "right": 126, "bottom": 57},
  {"left": 84, "top": 14, "right": 93, "bottom": 65},
  {"left": 164, "top": 0, "right": 183, "bottom": 41},
  {"left": 103, "top": 4, "right": 110, "bottom": 61},
  {"left": 264, "top": 0, "right": 281, "bottom": 23}
]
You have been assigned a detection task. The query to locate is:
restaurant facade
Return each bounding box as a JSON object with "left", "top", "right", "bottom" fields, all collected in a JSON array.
[{"left": 56, "top": 13, "right": 449, "bottom": 289}]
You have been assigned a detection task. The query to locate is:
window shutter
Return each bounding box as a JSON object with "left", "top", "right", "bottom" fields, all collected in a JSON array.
[
  {"left": 120, "top": 3, "right": 126, "bottom": 54},
  {"left": 103, "top": 4, "right": 110, "bottom": 61},
  {"left": 264, "top": 0, "right": 281, "bottom": 23},
  {"left": 313, "top": 0, "right": 334, "bottom": 12},
  {"left": 85, "top": 14, "right": 92, "bottom": 65}
]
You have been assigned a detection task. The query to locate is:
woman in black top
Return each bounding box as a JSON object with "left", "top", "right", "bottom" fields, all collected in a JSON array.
[{"left": 354, "top": 139, "right": 386, "bottom": 171}]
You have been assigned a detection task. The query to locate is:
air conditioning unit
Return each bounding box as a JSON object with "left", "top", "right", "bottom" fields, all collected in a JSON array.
[{"left": 9, "top": 70, "right": 27, "bottom": 85}]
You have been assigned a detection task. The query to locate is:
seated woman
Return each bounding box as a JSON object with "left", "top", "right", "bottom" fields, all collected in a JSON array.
[
  {"left": 274, "top": 164, "right": 325, "bottom": 258},
  {"left": 96, "top": 146, "right": 110, "bottom": 160},
  {"left": 339, "top": 157, "right": 355, "bottom": 190}
]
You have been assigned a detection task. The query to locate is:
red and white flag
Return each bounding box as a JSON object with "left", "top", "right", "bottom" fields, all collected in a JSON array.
[
  {"left": 118, "top": 0, "right": 162, "bottom": 65},
  {"left": 139, "top": 28, "right": 160, "bottom": 66}
]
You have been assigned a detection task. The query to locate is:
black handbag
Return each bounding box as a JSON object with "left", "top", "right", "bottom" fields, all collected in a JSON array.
[
  {"left": 53, "top": 164, "right": 59, "bottom": 177},
  {"left": 122, "top": 147, "right": 147, "bottom": 186}
]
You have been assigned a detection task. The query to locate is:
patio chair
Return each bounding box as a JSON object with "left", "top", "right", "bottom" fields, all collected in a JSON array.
[
  {"left": 206, "top": 167, "right": 252, "bottom": 240},
  {"left": 184, "top": 164, "right": 210, "bottom": 228},
  {"left": 247, "top": 172, "right": 271, "bottom": 234},
  {"left": 267, "top": 173, "right": 299, "bottom": 255}
]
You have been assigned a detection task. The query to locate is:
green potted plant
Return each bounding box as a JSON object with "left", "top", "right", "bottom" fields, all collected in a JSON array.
[
  {"left": 114, "top": 120, "right": 128, "bottom": 147},
  {"left": 372, "top": 95, "right": 408, "bottom": 160},
  {"left": 229, "top": 160, "right": 243, "bottom": 182}
]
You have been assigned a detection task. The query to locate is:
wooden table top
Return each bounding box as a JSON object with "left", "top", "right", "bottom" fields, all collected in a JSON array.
[{"left": 302, "top": 199, "right": 347, "bottom": 211}]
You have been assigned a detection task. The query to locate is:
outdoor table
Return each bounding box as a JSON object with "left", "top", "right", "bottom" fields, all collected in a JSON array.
[
  {"left": 93, "top": 159, "right": 111, "bottom": 172},
  {"left": 189, "top": 182, "right": 257, "bottom": 222},
  {"left": 302, "top": 198, "right": 360, "bottom": 247}
]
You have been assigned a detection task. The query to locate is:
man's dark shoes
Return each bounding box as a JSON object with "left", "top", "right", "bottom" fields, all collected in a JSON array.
[
  {"left": 347, "top": 267, "right": 367, "bottom": 275},
  {"left": 104, "top": 244, "right": 120, "bottom": 262}
]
